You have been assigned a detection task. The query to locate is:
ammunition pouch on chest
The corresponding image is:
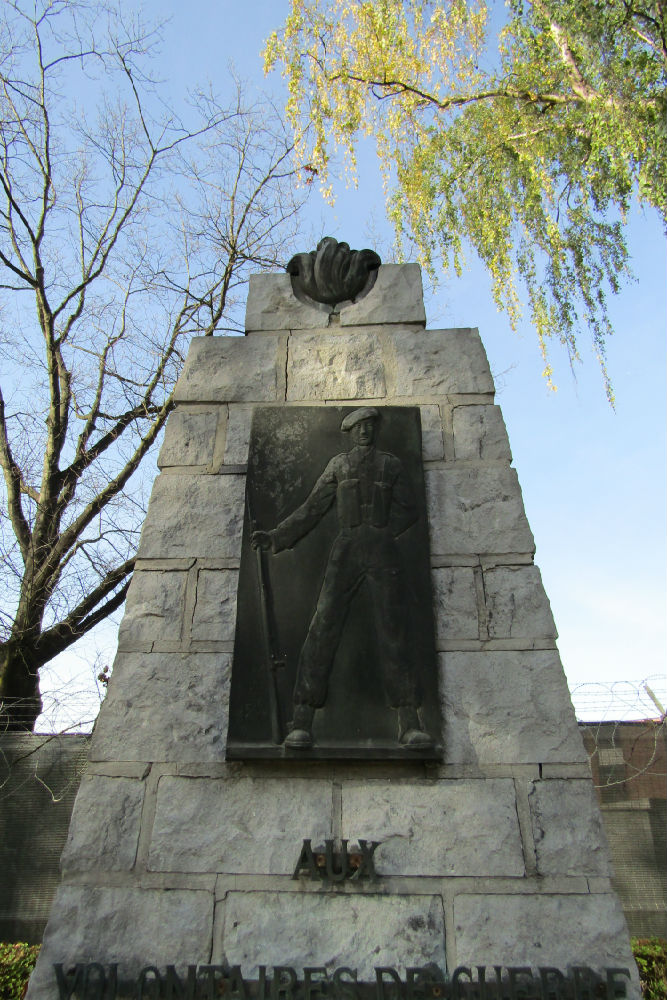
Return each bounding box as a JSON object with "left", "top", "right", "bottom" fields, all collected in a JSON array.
[{"left": 337, "top": 478, "right": 391, "bottom": 531}]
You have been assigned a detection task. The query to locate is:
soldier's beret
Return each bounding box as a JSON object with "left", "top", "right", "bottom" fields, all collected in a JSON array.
[{"left": 340, "top": 407, "right": 380, "bottom": 431}]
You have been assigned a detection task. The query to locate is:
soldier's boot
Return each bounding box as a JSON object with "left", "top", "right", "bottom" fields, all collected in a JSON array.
[
  {"left": 284, "top": 704, "right": 314, "bottom": 749},
  {"left": 398, "top": 707, "right": 434, "bottom": 750}
]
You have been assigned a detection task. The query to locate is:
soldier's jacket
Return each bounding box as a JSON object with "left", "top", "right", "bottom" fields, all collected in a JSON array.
[{"left": 270, "top": 445, "right": 417, "bottom": 553}]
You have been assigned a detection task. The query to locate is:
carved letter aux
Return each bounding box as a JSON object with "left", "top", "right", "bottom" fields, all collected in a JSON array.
[{"left": 293, "top": 839, "right": 380, "bottom": 883}]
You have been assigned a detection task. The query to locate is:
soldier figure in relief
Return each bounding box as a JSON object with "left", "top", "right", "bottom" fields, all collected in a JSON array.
[{"left": 251, "top": 407, "right": 433, "bottom": 751}]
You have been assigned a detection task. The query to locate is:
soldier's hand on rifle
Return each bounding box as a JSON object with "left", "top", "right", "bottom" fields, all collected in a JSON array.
[{"left": 251, "top": 530, "right": 272, "bottom": 551}]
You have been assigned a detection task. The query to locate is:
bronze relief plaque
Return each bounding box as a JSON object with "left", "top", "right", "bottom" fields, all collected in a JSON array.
[{"left": 226, "top": 406, "right": 442, "bottom": 760}]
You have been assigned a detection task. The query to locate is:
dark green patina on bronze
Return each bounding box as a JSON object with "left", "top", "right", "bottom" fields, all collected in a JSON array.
[
  {"left": 227, "top": 406, "right": 442, "bottom": 761},
  {"left": 286, "top": 236, "right": 381, "bottom": 306}
]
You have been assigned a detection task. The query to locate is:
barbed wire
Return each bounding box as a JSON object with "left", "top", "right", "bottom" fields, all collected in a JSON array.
[
  {"left": 571, "top": 674, "right": 667, "bottom": 723},
  {"left": 571, "top": 675, "right": 666, "bottom": 792},
  {"left": 0, "top": 654, "right": 104, "bottom": 800},
  {"left": 2, "top": 675, "right": 665, "bottom": 800}
]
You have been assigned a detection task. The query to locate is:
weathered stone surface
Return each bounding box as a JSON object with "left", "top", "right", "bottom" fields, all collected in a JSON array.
[
  {"left": 388, "top": 328, "right": 494, "bottom": 397},
  {"left": 245, "top": 273, "right": 331, "bottom": 331},
  {"left": 483, "top": 566, "right": 557, "bottom": 639},
  {"left": 60, "top": 775, "right": 144, "bottom": 874},
  {"left": 90, "top": 652, "right": 230, "bottom": 762},
  {"left": 215, "top": 892, "right": 446, "bottom": 978},
  {"left": 426, "top": 467, "right": 534, "bottom": 555},
  {"left": 342, "top": 780, "right": 523, "bottom": 876},
  {"left": 174, "top": 335, "right": 287, "bottom": 402},
  {"left": 191, "top": 569, "right": 238, "bottom": 642},
  {"left": 287, "top": 330, "right": 386, "bottom": 400},
  {"left": 27, "top": 885, "right": 213, "bottom": 1000},
  {"left": 441, "top": 650, "right": 587, "bottom": 765},
  {"left": 432, "top": 568, "right": 479, "bottom": 642},
  {"left": 149, "top": 776, "right": 332, "bottom": 873},
  {"left": 245, "top": 265, "right": 426, "bottom": 330},
  {"left": 420, "top": 403, "right": 444, "bottom": 460},
  {"left": 27, "top": 265, "right": 635, "bottom": 999},
  {"left": 118, "top": 570, "right": 188, "bottom": 645},
  {"left": 340, "top": 264, "right": 426, "bottom": 326},
  {"left": 158, "top": 409, "right": 220, "bottom": 468},
  {"left": 529, "top": 779, "right": 612, "bottom": 876},
  {"left": 224, "top": 404, "right": 253, "bottom": 465},
  {"left": 453, "top": 893, "right": 638, "bottom": 989},
  {"left": 453, "top": 404, "right": 511, "bottom": 461},
  {"left": 137, "top": 474, "right": 245, "bottom": 560}
]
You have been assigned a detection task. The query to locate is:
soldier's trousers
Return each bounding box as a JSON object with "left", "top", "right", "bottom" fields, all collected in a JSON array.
[{"left": 292, "top": 526, "right": 417, "bottom": 709}]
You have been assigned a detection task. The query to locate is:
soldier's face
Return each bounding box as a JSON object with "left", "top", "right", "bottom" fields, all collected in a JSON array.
[{"left": 351, "top": 418, "right": 376, "bottom": 447}]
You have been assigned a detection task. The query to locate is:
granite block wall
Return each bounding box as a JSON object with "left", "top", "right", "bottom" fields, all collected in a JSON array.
[{"left": 27, "top": 264, "right": 638, "bottom": 998}]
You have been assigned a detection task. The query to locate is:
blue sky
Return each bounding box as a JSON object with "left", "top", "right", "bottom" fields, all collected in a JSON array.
[{"left": 37, "top": 1, "right": 666, "bottom": 727}]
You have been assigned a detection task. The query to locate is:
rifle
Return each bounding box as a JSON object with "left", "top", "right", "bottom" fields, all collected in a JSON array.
[{"left": 246, "top": 489, "right": 284, "bottom": 745}]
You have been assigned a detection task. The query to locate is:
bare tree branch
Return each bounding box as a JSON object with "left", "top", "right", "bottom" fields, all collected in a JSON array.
[
  {"left": 0, "top": 385, "right": 31, "bottom": 561},
  {"left": 0, "top": 3, "right": 307, "bottom": 730},
  {"left": 34, "top": 560, "right": 134, "bottom": 663}
]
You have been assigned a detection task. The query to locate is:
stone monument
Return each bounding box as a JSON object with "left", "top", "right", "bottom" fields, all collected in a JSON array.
[{"left": 27, "top": 238, "right": 639, "bottom": 999}]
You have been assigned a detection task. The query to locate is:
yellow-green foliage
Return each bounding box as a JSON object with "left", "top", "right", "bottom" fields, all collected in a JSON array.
[
  {"left": 633, "top": 938, "right": 667, "bottom": 1000},
  {"left": 0, "top": 943, "right": 40, "bottom": 1000},
  {"left": 266, "top": 0, "right": 667, "bottom": 401}
]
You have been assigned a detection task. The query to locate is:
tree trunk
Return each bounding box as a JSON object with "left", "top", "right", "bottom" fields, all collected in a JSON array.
[{"left": 0, "top": 639, "right": 43, "bottom": 731}]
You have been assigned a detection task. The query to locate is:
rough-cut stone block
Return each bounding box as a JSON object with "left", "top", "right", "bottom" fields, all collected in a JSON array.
[
  {"left": 191, "top": 569, "right": 238, "bottom": 642},
  {"left": 224, "top": 404, "right": 253, "bottom": 465},
  {"left": 149, "top": 776, "right": 332, "bottom": 873},
  {"left": 388, "top": 328, "right": 494, "bottom": 397},
  {"left": 60, "top": 775, "right": 144, "bottom": 874},
  {"left": 426, "top": 468, "right": 534, "bottom": 555},
  {"left": 529, "top": 779, "right": 612, "bottom": 876},
  {"left": 432, "top": 568, "right": 479, "bottom": 642},
  {"left": 90, "top": 652, "right": 230, "bottom": 762},
  {"left": 453, "top": 404, "right": 511, "bottom": 461},
  {"left": 174, "top": 335, "right": 286, "bottom": 402},
  {"left": 137, "top": 474, "right": 245, "bottom": 560},
  {"left": 340, "top": 264, "right": 426, "bottom": 326},
  {"left": 453, "top": 894, "right": 638, "bottom": 989},
  {"left": 214, "top": 892, "right": 446, "bottom": 978},
  {"left": 441, "top": 650, "right": 587, "bottom": 765},
  {"left": 158, "top": 410, "right": 220, "bottom": 467},
  {"left": 342, "top": 780, "right": 523, "bottom": 876},
  {"left": 245, "top": 273, "right": 330, "bottom": 331},
  {"left": 484, "top": 566, "right": 556, "bottom": 639},
  {"left": 118, "top": 570, "right": 188, "bottom": 645},
  {"left": 27, "top": 885, "right": 213, "bottom": 1000},
  {"left": 287, "top": 330, "right": 386, "bottom": 400},
  {"left": 420, "top": 403, "right": 444, "bottom": 460}
]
